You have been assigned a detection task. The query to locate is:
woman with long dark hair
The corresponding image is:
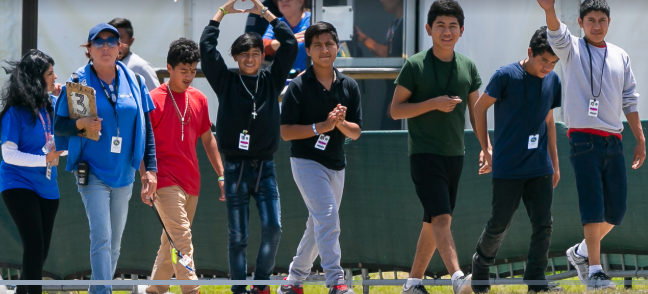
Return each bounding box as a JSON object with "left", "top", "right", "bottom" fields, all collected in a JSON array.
[
  {"left": 54, "top": 23, "right": 157, "bottom": 294},
  {"left": 0, "top": 49, "right": 64, "bottom": 294}
]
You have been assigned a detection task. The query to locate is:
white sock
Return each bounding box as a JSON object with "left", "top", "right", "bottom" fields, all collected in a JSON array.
[
  {"left": 403, "top": 278, "right": 422, "bottom": 290},
  {"left": 589, "top": 265, "right": 603, "bottom": 277},
  {"left": 576, "top": 239, "right": 588, "bottom": 258},
  {"left": 451, "top": 271, "right": 465, "bottom": 281}
]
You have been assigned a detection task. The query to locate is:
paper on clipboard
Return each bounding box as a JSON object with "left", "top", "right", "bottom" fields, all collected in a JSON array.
[
  {"left": 66, "top": 82, "right": 100, "bottom": 141},
  {"left": 321, "top": 6, "right": 354, "bottom": 41}
]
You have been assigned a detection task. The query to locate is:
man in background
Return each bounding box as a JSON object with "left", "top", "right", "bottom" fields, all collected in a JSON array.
[{"left": 108, "top": 18, "right": 161, "bottom": 91}]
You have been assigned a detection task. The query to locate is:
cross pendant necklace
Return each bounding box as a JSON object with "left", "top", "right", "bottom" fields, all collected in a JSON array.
[{"left": 167, "top": 84, "right": 190, "bottom": 141}]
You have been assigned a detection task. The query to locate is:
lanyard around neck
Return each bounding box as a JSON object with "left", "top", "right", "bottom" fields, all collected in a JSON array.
[
  {"left": 522, "top": 60, "right": 544, "bottom": 135},
  {"left": 38, "top": 110, "right": 51, "bottom": 143},
  {"left": 91, "top": 65, "right": 120, "bottom": 136},
  {"left": 584, "top": 38, "right": 607, "bottom": 100},
  {"left": 432, "top": 49, "right": 456, "bottom": 96}
]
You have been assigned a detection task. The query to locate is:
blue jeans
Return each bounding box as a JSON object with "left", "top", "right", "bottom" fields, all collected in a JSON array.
[
  {"left": 569, "top": 133, "right": 627, "bottom": 225},
  {"left": 224, "top": 159, "right": 281, "bottom": 294},
  {"left": 76, "top": 173, "right": 133, "bottom": 294}
]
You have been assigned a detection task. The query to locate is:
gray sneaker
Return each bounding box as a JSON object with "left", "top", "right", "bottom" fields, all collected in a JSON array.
[
  {"left": 586, "top": 271, "right": 616, "bottom": 290},
  {"left": 566, "top": 244, "right": 588, "bottom": 284},
  {"left": 402, "top": 285, "right": 429, "bottom": 294},
  {"left": 453, "top": 274, "right": 472, "bottom": 294}
]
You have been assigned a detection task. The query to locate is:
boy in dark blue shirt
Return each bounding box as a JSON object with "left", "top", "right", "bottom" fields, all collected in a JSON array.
[{"left": 470, "top": 27, "right": 561, "bottom": 294}]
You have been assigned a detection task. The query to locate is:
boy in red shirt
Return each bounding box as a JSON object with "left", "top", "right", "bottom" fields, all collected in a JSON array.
[{"left": 143, "top": 38, "right": 225, "bottom": 294}]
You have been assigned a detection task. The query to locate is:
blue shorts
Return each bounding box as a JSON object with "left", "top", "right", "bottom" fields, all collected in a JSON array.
[{"left": 569, "top": 132, "right": 627, "bottom": 226}]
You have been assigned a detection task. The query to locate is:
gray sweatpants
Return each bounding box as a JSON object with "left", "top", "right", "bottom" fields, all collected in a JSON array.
[{"left": 288, "top": 157, "right": 345, "bottom": 285}]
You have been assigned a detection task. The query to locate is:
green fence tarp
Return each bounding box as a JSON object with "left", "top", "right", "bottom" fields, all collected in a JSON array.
[{"left": 1, "top": 122, "right": 648, "bottom": 279}]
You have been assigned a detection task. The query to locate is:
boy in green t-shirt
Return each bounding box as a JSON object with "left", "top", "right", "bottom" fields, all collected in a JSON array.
[{"left": 390, "top": 1, "right": 482, "bottom": 294}]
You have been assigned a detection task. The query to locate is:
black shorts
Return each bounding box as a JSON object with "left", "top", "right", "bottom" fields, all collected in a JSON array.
[{"left": 410, "top": 153, "right": 464, "bottom": 222}]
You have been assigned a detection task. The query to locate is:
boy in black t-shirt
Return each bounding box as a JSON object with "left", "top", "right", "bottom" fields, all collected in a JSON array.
[{"left": 277, "top": 22, "right": 362, "bottom": 294}]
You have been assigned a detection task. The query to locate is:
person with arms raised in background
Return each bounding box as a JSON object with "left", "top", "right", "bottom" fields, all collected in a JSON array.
[{"left": 200, "top": 0, "right": 297, "bottom": 293}]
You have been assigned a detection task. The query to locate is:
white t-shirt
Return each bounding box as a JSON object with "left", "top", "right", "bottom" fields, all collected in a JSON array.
[{"left": 121, "top": 52, "right": 161, "bottom": 92}]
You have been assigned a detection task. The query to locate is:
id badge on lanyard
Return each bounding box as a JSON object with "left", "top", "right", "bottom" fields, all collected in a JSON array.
[
  {"left": 239, "top": 131, "right": 250, "bottom": 150},
  {"left": 39, "top": 112, "right": 55, "bottom": 179},
  {"left": 315, "top": 134, "right": 330, "bottom": 150},
  {"left": 100, "top": 80, "right": 122, "bottom": 153},
  {"left": 588, "top": 99, "right": 600, "bottom": 117}
]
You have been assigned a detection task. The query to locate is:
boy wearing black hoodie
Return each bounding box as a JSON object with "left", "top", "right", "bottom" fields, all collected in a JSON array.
[{"left": 200, "top": 0, "right": 297, "bottom": 293}]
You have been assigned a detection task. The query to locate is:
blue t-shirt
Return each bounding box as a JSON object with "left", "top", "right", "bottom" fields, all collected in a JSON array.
[
  {"left": 0, "top": 107, "right": 60, "bottom": 199},
  {"left": 263, "top": 11, "right": 311, "bottom": 72},
  {"left": 485, "top": 62, "right": 562, "bottom": 179},
  {"left": 56, "top": 67, "right": 153, "bottom": 188}
]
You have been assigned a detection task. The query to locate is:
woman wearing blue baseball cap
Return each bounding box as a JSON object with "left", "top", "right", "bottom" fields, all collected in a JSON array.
[{"left": 54, "top": 23, "right": 157, "bottom": 294}]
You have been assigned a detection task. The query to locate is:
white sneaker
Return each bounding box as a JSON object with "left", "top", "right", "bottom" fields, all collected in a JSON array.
[
  {"left": 566, "top": 244, "right": 588, "bottom": 284},
  {"left": 452, "top": 274, "right": 472, "bottom": 294}
]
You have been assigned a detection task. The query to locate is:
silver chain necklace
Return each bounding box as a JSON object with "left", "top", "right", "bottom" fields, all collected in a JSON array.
[{"left": 166, "top": 84, "right": 190, "bottom": 141}]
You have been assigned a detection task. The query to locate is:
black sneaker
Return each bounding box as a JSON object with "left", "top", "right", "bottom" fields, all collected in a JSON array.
[
  {"left": 586, "top": 271, "right": 616, "bottom": 290},
  {"left": 328, "top": 285, "right": 355, "bottom": 294},
  {"left": 471, "top": 253, "right": 491, "bottom": 294},
  {"left": 402, "top": 284, "right": 429, "bottom": 294}
]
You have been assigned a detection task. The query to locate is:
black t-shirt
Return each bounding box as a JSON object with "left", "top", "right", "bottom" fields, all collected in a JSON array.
[{"left": 281, "top": 67, "right": 363, "bottom": 170}]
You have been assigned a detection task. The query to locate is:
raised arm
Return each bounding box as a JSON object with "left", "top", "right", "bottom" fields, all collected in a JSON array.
[
  {"left": 264, "top": 19, "right": 298, "bottom": 89},
  {"left": 539, "top": 0, "right": 575, "bottom": 61},
  {"left": 537, "top": 0, "right": 560, "bottom": 31},
  {"left": 199, "top": 0, "right": 244, "bottom": 97}
]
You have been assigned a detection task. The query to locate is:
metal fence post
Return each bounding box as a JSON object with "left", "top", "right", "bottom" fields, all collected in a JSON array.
[{"left": 361, "top": 268, "right": 369, "bottom": 294}]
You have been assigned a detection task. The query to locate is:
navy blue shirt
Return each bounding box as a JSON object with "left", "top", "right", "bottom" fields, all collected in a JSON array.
[{"left": 485, "top": 62, "right": 561, "bottom": 179}]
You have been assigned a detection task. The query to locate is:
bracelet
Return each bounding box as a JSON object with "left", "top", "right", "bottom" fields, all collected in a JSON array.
[
  {"left": 218, "top": 176, "right": 225, "bottom": 182},
  {"left": 312, "top": 123, "right": 319, "bottom": 136},
  {"left": 219, "top": 7, "right": 228, "bottom": 15},
  {"left": 260, "top": 6, "right": 268, "bottom": 17}
]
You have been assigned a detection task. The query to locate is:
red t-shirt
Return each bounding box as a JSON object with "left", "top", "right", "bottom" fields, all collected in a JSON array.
[{"left": 149, "top": 84, "right": 212, "bottom": 196}]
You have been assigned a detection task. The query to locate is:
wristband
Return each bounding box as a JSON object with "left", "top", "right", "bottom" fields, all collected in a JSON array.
[
  {"left": 312, "top": 123, "right": 319, "bottom": 136},
  {"left": 218, "top": 176, "right": 225, "bottom": 182},
  {"left": 260, "top": 7, "right": 268, "bottom": 17},
  {"left": 219, "top": 7, "right": 228, "bottom": 15}
]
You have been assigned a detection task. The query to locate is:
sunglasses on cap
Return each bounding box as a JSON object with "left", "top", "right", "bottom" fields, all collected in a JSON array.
[{"left": 91, "top": 36, "right": 119, "bottom": 48}]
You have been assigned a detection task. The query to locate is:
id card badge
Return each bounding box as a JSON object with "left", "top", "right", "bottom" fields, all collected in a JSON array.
[
  {"left": 46, "top": 163, "right": 52, "bottom": 180},
  {"left": 588, "top": 99, "right": 600, "bottom": 117},
  {"left": 42, "top": 135, "right": 55, "bottom": 154},
  {"left": 528, "top": 134, "right": 539, "bottom": 149},
  {"left": 111, "top": 136, "right": 123, "bottom": 153},
  {"left": 315, "top": 134, "right": 330, "bottom": 150},
  {"left": 239, "top": 133, "right": 250, "bottom": 150}
]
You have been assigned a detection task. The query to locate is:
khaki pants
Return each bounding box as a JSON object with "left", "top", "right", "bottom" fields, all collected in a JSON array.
[{"left": 146, "top": 186, "right": 199, "bottom": 294}]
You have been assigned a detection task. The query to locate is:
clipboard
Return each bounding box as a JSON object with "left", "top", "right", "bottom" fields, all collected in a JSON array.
[{"left": 66, "top": 82, "right": 100, "bottom": 141}]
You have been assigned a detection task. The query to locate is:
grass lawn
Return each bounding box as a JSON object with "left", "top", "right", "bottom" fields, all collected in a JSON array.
[{"left": 100, "top": 272, "right": 648, "bottom": 294}]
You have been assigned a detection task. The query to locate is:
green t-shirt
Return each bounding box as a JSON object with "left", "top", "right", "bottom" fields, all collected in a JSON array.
[{"left": 395, "top": 49, "right": 482, "bottom": 156}]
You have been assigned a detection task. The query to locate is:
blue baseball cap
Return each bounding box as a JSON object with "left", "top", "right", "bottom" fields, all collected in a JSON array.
[{"left": 87, "top": 23, "right": 120, "bottom": 42}]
